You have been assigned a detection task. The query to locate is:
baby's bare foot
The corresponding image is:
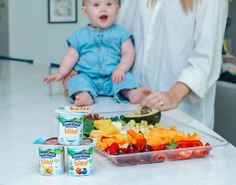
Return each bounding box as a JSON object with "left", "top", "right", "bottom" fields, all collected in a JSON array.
[
  {"left": 74, "top": 92, "right": 93, "bottom": 106},
  {"left": 124, "top": 87, "right": 151, "bottom": 104}
]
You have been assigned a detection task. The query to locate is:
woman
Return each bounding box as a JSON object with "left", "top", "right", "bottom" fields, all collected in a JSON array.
[{"left": 118, "top": 0, "right": 228, "bottom": 129}]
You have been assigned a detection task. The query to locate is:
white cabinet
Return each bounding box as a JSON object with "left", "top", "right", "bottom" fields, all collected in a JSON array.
[{"left": 214, "top": 81, "right": 236, "bottom": 147}]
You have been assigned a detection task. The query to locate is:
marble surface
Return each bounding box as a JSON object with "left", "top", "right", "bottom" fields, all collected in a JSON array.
[{"left": 0, "top": 62, "right": 236, "bottom": 185}]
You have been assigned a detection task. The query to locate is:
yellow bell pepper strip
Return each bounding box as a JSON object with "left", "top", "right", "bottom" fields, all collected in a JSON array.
[
  {"left": 90, "top": 119, "right": 119, "bottom": 138},
  {"left": 93, "top": 119, "right": 112, "bottom": 130},
  {"left": 90, "top": 125, "right": 118, "bottom": 137}
]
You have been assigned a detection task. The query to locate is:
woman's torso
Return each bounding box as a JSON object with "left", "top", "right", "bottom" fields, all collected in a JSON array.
[
  {"left": 118, "top": 0, "right": 227, "bottom": 128},
  {"left": 119, "top": 0, "right": 195, "bottom": 90}
]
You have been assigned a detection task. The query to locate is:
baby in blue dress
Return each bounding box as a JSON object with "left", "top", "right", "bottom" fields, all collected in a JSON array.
[{"left": 44, "top": 0, "right": 150, "bottom": 106}]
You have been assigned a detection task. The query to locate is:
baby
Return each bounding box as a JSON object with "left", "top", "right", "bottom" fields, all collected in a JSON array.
[{"left": 43, "top": 0, "right": 150, "bottom": 106}]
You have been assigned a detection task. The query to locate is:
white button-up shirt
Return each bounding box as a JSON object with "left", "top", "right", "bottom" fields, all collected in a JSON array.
[{"left": 118, "top": 0, "right": 228, "bottom": 129}]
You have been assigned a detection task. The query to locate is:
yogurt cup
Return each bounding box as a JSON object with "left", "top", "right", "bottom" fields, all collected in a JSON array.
[
  {"left": 67, "top": 138, "right": 96, "bottom": 177},
  {"left": 55, "top": 106, "right": 91, "bottom": 145},
  {"left": 34, "top": 137, "right": 64, "bottom": 176}
]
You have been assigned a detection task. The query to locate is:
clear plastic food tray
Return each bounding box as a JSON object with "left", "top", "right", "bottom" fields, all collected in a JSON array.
[{"left": 92, "top": 111, "right": 228, "bottom": 166}]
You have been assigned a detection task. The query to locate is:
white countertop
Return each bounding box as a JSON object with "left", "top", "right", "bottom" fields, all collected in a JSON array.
[{"left": 0, "top": 62, "right": 236, "bottom": 185}]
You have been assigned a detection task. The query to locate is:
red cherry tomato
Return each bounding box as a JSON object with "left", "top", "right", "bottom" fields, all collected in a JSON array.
[
  {"left": 176, "top": 150, "right": 193, "bottom": 160},
  {"left": 193, "top": 148, "right": 209, "bottom": 158},
  {"left": 151, "top": 152, "right": 167, "bottom": 162},
  {"left": 108, "top": 142, "right": 119, "bottom": 155}
]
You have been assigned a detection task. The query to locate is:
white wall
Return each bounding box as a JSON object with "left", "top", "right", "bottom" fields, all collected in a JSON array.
[{"left": 8, "top": 0, "right": 88, "bottom": 65}]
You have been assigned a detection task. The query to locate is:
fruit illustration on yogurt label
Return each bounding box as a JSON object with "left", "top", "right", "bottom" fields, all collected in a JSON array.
[
  {"left": 39, "top": 146, "right": 64, "bottom": 176},
  {"left": 67, "top": 145, "right": 94, "bottom": 176}
]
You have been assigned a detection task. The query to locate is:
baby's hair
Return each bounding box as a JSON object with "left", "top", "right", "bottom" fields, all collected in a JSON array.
[{"left": 82, "top": 0, "right": 121, "bottom": 6}]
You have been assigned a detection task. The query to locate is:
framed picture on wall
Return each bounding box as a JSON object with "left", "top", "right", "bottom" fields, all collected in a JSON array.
[{"left": 48, "top": 0, "right": 77, "bottom": 23}]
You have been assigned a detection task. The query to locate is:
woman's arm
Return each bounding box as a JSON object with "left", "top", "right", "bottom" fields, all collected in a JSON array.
[
  {"left": 178, "top": 0, "right": 228, "bottom": 98},
  {"left": 142, "top": 0, "right": 228, "bottom": 110}
]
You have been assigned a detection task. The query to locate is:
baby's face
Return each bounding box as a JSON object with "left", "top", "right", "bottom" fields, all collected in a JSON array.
[{"left": 83, "top": 0, "right": 120, "bottom": 29}]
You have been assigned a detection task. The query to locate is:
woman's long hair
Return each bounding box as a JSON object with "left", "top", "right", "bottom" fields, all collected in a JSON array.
[{"left": 147, "top": 0, "right": 196, "bottom": 12}]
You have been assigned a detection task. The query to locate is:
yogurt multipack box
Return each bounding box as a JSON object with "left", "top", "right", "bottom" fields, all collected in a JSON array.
[
  {"left": 55, "top": 106, "right": 91, "bottom": 146},
  {"left": 34, "top": 137, "right": 96, "bottom": 176}
]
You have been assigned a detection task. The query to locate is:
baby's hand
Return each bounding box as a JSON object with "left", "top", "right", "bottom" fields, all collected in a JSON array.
[
  {"left": 43, "top": 72, "right": 64, "bottom": 84},
  {"left": 112, "top": 69, "right": 125, "bottom": 84}
]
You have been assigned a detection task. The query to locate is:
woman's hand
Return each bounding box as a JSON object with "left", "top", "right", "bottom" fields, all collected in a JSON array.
[
  {"left": 112, "top": 69, "right": 125, "bottom": 84},
  {"left": 62, "top": 70, "right": 77, "bottom": 97},
  {"left": 141, "top": 91, "right": 179, "bottom": 110},
  {"left": 141, "top": 82, "right": 191, "bottom": 111}
]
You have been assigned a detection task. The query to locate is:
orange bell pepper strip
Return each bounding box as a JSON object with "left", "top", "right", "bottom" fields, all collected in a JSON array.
[
  {"left": 127, "top": 129, "right": 144, "bottom": 141},
  {"left": 127, "top": 129, "right": 146, "bottom": 151}
]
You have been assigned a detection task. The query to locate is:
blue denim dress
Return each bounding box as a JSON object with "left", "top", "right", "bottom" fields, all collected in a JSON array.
[{"left": 67, "top": 24, "right": 138, "bottom": 103}]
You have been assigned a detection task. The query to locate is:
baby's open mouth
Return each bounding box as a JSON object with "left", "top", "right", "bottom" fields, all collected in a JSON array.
[{"left": 99, "top": 15, "right": 108, "bottom": 21}]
